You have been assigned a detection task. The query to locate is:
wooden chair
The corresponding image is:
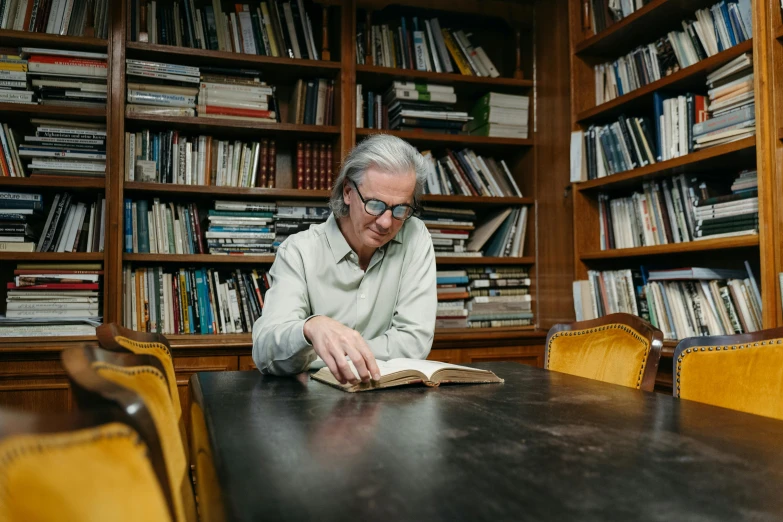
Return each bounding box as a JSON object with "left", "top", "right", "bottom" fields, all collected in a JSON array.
[
  {"left": 673, "top": 328, "right": 783, "bottom": 420},
  {"left": 189, "top": 374, "right": 226, "bottom": 522},
  {"left": 62, "top": 345, "right": 197, "bottom": 522},
  {"left": 545, "top": 313, "right": 664, "bottom": 392},
  {"left": 95, "top": 323, "right": 187, "bottom": 454},
  {"left": 0, "top": 407, "right": 173, "bottom": 522}
]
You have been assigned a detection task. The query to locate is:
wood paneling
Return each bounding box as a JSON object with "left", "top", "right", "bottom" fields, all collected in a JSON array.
[
  {"left": 0, "top": 360, "right": 73, "bottom": 413},
  {"left": 461, "top": 345, "right": 544, "bottom": 367},
  {"left": 239, "top": 356, "right": 257, "bottom": 372}
]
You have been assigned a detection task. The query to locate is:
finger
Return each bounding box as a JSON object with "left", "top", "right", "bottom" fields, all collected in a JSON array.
[
  {"left": 344, "top": 344, "right": 371, "bottom": 383},
  {"left": 352, "top": 337, "right": 380, "bottom": 381},
  {"left": 320, "top": 352, "right": 346, "bottom": 385},
  {"left": 333, "top": 349, "right": 359, "bottom": 384}
]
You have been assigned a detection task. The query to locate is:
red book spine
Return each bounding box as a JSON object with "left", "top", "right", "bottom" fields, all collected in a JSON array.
[
  {"left": 296, "top": 142, "right": 304, "bottom": 189},
  {"left": 267, "top": 140, "right": 276, "bottom": 188},
  {"left": 13, "top": 270, "right": 104, "bottom": 275},
  {"left": 171, "top": 274, "right": 181, "bottom": 334},
  {"left": 28, "top": 56, "right": 107, "bottom": 67},
  {"left": 304, "top": 141, "right": 312, "bottom": 190},
  {"left": 6, "top": 283, "right": 99, "bottom": 290},
  {"left": 327, "top": 147, "right": 333, "bottom": 183},
  {"left": 257, "top": 139, "right": 268, "bottom": 188},
  {"left": 319, "top": 143, "right": 327, "bottom": 190},
  {"left": 201, "top": 105, "right": 274, "bottom": 118},
  {"left": 191, "top": 203, "right": 205, "bottom": 254}
]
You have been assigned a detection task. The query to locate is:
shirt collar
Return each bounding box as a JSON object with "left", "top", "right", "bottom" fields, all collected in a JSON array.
[{"left": 325, "top": 213, "right": 406, "bottom": 264}]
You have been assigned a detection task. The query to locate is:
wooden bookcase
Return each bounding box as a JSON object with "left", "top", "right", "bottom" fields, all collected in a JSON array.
[
  {"left": 568, "top": 0, "right": 780, "bottom": 391},
  {"left": 0, "top": 0, "right": 575, "bottom": 415}
]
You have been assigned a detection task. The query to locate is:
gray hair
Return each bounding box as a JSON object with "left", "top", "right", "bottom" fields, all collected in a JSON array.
[{"left": 329, "top": 134, "right": 428, "bottom": 218}]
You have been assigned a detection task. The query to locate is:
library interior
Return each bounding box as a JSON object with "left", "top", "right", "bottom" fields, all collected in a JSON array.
[{"left": 0, "top": 0, "right": 782, "bottom": 520}]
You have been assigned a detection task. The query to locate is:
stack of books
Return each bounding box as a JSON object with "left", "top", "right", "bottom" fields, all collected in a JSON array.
[
  {"left": 25, "top": 48, "right": 107, "bottom": 108},
  {"left": 18, "top": 119, "right": 106, "bottom": 178},
  {"left": 125, "top": 59, "right": 200, "bottom": 117},
  {"left": 574, "top": 264, "right": 762, "bottom": 339},
  {"left": 579, "top": 114, "right": 658, "bottom": 179},
  {"left": 466, "top": 207, "right": 529, "bottom": 258},
  {"left": 0, "top": 191, "right": 40, "bottom": 252},
  {"left": 467, "top": 267, "right": 533, "bottom": 328},
  {"left": 129, "top": 0, "right": 323, "bottom": 60},
  {"left": 124, "top": 199, "right": 204, "bottom": 254},
  {"left": 356, "top": 16, "right": 500, "bottom": 77},
  {"left": 650, "top": 93, "right": 708, "bottom": 161},
  {"left": 199, "top": 70, "right": 277, "bottom": 122},
  {"left": 419, "top": 206, "right": 477, "bottom": 257},
  {"left": 359, "top": 81, "right": 468, "bottom": 132},
  {"left": 421, "top": 149, "right": 522, "bottom": 197},
  {"left": 594, "top": 1, "right": 752, "bottom": 105},
  {"left": 122, "top": 266, "right": 270, "bottom": 335},
  {"left": 0, "top": 0, "right": 110, "bottom": 38},
  {"left": 466, "top": 93, "right": 530, "bottom": 139},
  {"left": 288, "top": 79, "right": 334, "bottom": 126},
  {"left": 295, "top": 141, "right": 333, "bottom": 190},
  {"left": 696, "top": 53, "right": 755, "bottom": 150},
  {"left": 273, "top": 200, "right": 330, "bottom": 250},
  {"left": 206, "top": 201, "right": 275, "bottom": 255},
  {"left": 0, "top": 54, "right": 33, "bottom": 105},
  {"left": 693, "top": 170, "right": 758, "bottom": 240},
  {"left": 125, "top": 129, "right": 277, "bottom": 187},
  {"left": 37, "top": 192, "right": 105, "bottom": 253},
  {"left": 435, "top": 270, "right": 469, "bottom": 329}
]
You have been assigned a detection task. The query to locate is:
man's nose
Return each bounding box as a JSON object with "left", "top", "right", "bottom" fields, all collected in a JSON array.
[{"left": 376, "top": 210, "right": 393, "bottom": 229}]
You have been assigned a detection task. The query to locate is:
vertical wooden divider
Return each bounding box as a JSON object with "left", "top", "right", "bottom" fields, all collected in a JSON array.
[
  {"left": 105, "top": 0, "right": 128, "bottom": 323},
  {"left": 341, "top": 0, "right": 357, "bottom": 159}
]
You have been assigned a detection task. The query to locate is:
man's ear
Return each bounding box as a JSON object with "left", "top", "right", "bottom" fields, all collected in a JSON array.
[{"left": 343, "top": 180, "right": 351, "bottom": 206}]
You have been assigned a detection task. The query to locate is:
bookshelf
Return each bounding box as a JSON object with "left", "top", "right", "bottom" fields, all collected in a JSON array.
[
  {"left": 0, "top": 0, "right": 576, "bottom": 415},
  {"left": 569, "top": 0, "right": 774, "bottom": 392}
]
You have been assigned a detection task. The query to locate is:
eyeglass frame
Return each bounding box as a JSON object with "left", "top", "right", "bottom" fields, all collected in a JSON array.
[{"left": 348, "top": 178, "right": 418, "bottom": 221}]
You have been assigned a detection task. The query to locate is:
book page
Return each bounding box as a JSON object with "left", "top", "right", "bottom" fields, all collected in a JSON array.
[{"left": 341, "top": 358, "right": 484, "bottom": 381}]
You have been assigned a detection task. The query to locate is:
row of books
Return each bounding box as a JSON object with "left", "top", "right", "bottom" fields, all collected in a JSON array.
[
  {"left": 0, "top": 48, "right": 107, "bottom": 108},
  {"left": 698, "top": 53, "right": 755, "bottom": 148},
  {"left": 356, "top": 16, "right": 499, "bottom": 77},
  {"left": 588, "top": 0, "right": 647, "bottom": 35},
  {"left": 124, "top": 199, "right": 205, "bottom": 255},
  {"left": 436, "top": 267, "right": 532, "bottom": 329},
  {"left": 594, "top": 0, "right": 752, "bottom": 105},
  {"left": 0, "top": 0, "right": 109, "bottom": 38},
  {"left": 130, "top": 0, "right": 324, "bottom": 61},
  {"left": 421, "top": 148, "right": 522, "bottom": 197},
  {"left": 295, "top": 140, "right": 333, "bottom": 190},
  {"left": 578, "top": 114, "right": 658, "bottom": 179},
  {"left": 0, "top": 263, "right": 102, "bottom": 337},
  {"left": 122, "top": 266, "right": 269, "bottom": 335},
  {"left": 288, "top": 78, "right": 335, "bottom": 126},
  {"left": 598, "top": 171, "right": 758, "bottom": 250},
  {"left": 0, "top": 191, "right": 105, "bottom": 253},
  {"left": 125, "top": 129, "right": 277, "bottom": 188},
  {"left": 573, "top": 264, "right": 762, "bottom": 340}
]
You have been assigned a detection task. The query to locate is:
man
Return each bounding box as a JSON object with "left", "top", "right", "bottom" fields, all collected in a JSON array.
[{"left": 252, "top": 134, "right": 437, "bottom": 385}]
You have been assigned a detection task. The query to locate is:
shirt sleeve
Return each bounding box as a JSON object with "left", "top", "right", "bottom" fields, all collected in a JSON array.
[
  {"left": 366, "top": 223, "right": 437, "bottom": 360},
  {"left": 251, "top": 243, "right": 318, "bottom": 375}
]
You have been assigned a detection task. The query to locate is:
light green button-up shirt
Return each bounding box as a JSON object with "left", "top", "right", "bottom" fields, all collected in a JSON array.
[{"left": 251, "top": 212, "right": 437, "bottom": 375}]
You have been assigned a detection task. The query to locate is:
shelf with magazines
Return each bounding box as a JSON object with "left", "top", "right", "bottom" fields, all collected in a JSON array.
[
  {"left": 355, "top": 128, "right": 533, "bottom": 147},
  {"left": 576, "top": 39, "right": 753, "bottom": 124},
  {"left": 574, "top": 136, "right": 756, "bottom": 191},
  {"left": 0, "top": 29, "right": 108, "bottom": 51},
  {"left": 579, "top": 235, "right": 760, "bottom": 260}
]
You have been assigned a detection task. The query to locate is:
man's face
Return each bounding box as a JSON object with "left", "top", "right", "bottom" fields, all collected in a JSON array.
[{"left": 343, "top": 167, "right": 417, "bottom": 250}]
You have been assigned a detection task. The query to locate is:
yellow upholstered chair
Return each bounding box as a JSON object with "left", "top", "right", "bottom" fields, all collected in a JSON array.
[
  {"left": 189, "top": 374, "right": 226, "bottom": 522},
  {"left": 545, "top": 313, "right": 663, "bottom": 391},
  {"left": 673, "top": 328, "right": 783, "bottom": 420},
  {"left": 62, "top": 346, "right": 197, "bottom": 522},
  {"left": 0, "top": 407, "right": 173, "bottom": 522},
  {"left": 96, "top": 323, "right": 187, "bottom": 455}
]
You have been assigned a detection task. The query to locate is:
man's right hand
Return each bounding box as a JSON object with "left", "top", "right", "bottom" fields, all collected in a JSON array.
[{"left": 303, "top": 316, "right": 381, "bottom": 385}]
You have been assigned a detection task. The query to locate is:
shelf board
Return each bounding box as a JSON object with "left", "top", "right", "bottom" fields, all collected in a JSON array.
[
  {"left": 435, "top": 256, "right": 535, "bottom": 265},
  {"left": 0, "top": 252, "right": 104, "bottom": 261},
  {"left": 575, "top": 136, "right": 756, "bottom": 191},
  {"left": 356, "top": 128, "right": 533, "bottom": 147},
  {"left": 0, "top": 29, "right": 108, "bottom": 50},
  {"left": 0, "top": 175, "right": 105, "bottom": 189},
  {"left": 0, "top": 102, "right": 106, "bottom": 120},
  {"left": 124, "top": 253, "right": 535, "bottom": 265},
  {"left": 124, "top": 182, "right": 329, "bottom": 199},
  {"left": 580, "top": 235, "right": 759, "bottom": 260},
  {"left": 355, "top": 64, "right": 533, "bottom": 92},
  {"left": 125, "top": 113, "right": 339, "bottom": 137},
  {"left": 577, "top": 40, "right": 753, "bottom": 124},
  {"left": 125, "top": 42, "right": 341, "bottom": 76},
  {"left": 574, "top": 0, "right": 733, "bottom": 57},
  {"left": 421, "top": 195, "right": 534, "bottom": 205}
]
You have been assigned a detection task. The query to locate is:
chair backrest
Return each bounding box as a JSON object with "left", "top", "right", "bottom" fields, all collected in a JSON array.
[
  {"left": 0, "top": 407, "right": 173, "bottom": 522},
  {"left": 545, "top": 313, "right": 664, "bottom": 391},
  {"left": 96, "top": 323, "right": 186, "bottom": 453},
  {"left": 673, "top": 328, "right": 783, "bottom": 420},
  {"left": 62, "top": 346, "right": 197, "bottom": 522},
  {"left": 189, "top": 373, "right": 226, "bottom": 522}
]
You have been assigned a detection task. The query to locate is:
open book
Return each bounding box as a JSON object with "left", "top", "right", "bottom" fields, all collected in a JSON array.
[{"left": 311, "top": 358, "right": 504, "bottom": 392}]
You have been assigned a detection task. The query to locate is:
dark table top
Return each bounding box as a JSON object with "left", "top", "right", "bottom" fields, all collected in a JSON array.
[{"left": 192, "top": 362, "right": 783, "bottom": 522}]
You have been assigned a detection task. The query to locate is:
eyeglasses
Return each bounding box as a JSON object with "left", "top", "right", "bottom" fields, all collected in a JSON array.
[{"left": 349, "top": 179, "right": 416, "bottom": 221}]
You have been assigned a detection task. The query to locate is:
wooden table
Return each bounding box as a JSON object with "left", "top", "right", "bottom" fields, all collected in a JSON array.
[{"left": 190, "top": 362, "right": 783, "bottom": 521}]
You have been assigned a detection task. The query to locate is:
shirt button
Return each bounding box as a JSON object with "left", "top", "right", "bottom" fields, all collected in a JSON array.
[{"left": 360, "top": 294, "right": 366, "bottom": 299}]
